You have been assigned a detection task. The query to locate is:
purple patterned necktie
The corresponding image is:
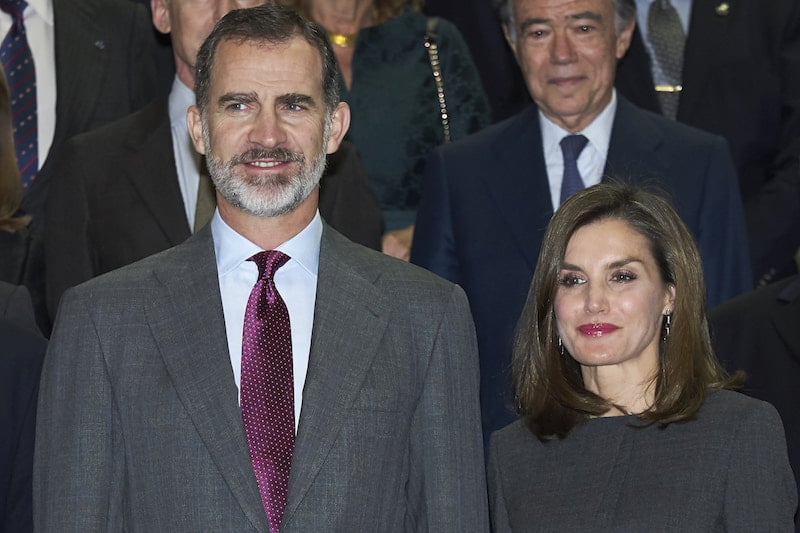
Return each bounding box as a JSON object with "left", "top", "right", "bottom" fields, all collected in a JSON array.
[
  {"left": 241, "top": 250, "right": 294, "bottom": 533},
  {"left": 1, "top": 0, "right": 38, "bottom": 189},
  {"left": 559, "top": 134, "right": 589, "bottom": 205}
]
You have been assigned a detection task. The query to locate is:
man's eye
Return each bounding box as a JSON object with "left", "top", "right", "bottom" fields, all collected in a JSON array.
[
  {"left": 523, "top": 28, "right": 548, "bottom": 40},
  {"left": 578, "top": 25, "right": 594, "bottom": 32}
]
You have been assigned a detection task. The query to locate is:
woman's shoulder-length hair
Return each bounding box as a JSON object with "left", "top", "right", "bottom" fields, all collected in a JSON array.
[
  {"left": 513, "top": 181, "right": 740, "bottom": 439},
  {"left": 0, "top": 67, "right": 30, "bottom": 232}
]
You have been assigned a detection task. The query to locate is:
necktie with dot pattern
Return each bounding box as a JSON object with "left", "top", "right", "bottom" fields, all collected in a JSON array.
[{"left": 241, "top": 250, "right": 294, "bottom": 532}]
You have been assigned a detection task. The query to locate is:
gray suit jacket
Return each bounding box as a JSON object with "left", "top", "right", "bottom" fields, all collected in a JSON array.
[{"left": 34, "top": 225, "right": 487, "bottom": 531}]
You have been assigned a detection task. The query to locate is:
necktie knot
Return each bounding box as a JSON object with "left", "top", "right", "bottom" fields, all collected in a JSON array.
[
  {"left": 249, "top": 250, "right": 290, "bottom": 281},
  {"left": 559, "top": 134, "right": 588, "bottom": 205},
  {"left": 0, "top": 0, "right": 27, "bottom": 22},
  {"left": 560, "top": 134, "right": 588, "bottom": 160}
]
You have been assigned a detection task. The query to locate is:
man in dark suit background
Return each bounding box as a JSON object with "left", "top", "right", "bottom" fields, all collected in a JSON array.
[
  {"left": 709, "top": 274, "right": 800, "bottom": 527},
  {"left": 44, "top": 0, "right": 382, "bottom": 321},
  {"left": 35, "top": 5, "right": 487, "bottom": 531},
  {"left": 0, "top": 282, "right": 45, "bottom": 532},
  {"left": 412, "top": 0, "right": 750, "bottom": 441},
  {"left": 2, "top": 0, "right": 166, "bottom": 223},
  {"left": 615, "top": 0, "right": 800, "bottom": 284}
]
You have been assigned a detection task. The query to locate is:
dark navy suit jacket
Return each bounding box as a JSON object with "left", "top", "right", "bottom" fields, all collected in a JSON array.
[{"left": 411, "top": 97, "right": 752, "bottom": 440}]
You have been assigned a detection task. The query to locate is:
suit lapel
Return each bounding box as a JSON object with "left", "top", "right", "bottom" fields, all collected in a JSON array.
[
  {"left": 605, "top": 98, "right": 669, "bottom": 181},
  {"left": 121, "top": 100, "right": 192, "bottom": 246},
  {"left": 282, "top": 228, "right": 390, "bottom": 525},
  {"left": 679, "top": 0, "right": 735, "bottom": 120},
  {"left": 51, "top": 0, "right": 112, "bottom": 149},
  {"left": 144, "top": 227, "right": 267, "bottom": 531},
  {"left": 771, "top": 278, "right": 800, "bottom": 367},
  {"left": 482, "top": 106, "right": 554, "bottom": 270}
]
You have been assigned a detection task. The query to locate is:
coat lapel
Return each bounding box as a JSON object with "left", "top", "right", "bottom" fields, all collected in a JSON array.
[
  {"left": 144, "top": 227, "right": 268, "bottom": 531},
  {"left": 605, "top": 98, "right": 668, "bottom": 181},
  {"left": 121, "top": 99, "right": 192, "bottom": 246},
  {"left": 482, "top": 105, "right": 554, "bottom": 270},
  {"left": 282, "top": 228, "right": 390, "bottom": 525}
]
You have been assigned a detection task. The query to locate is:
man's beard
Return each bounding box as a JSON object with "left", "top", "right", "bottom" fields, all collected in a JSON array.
[{"left": 203, "top": 124, "right": 328, "bottom": 218}]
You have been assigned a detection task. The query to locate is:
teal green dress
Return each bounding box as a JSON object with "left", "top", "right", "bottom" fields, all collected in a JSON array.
[{"left": 339, "top": 10, "right": 491, "bottom": 231}]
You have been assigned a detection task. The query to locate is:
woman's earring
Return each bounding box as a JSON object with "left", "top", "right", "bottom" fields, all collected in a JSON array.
[
  {"left": 663, "top": 311, "right": 672, "bottom": 340},
  {"left": 558, "top": 336, "right": 565, "bottom": 356}
]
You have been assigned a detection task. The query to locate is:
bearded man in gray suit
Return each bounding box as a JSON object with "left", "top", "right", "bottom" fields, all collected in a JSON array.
[{"left": 33, "top": 5, "right": 487, "bottom": 531}]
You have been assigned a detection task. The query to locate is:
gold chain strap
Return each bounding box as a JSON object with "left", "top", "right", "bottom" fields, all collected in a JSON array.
[{"left": 424, "top": 18, "right": 450, "bottom": 144}]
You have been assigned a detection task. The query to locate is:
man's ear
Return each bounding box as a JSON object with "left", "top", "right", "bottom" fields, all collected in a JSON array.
[
  {"left": 187, "top": 105, "right": 206, "bottom": 155},
  {"left": 325, "top": 102, "right": 351, "bottom": 154},
  {"left": 615, "top": 17, "right": 636, "bottom": 59},
  {"left": 151, "top": 0, "right": 171, "bottom": 35},
  {"left": 502, "top": 23, "right": 518, "bottom": 56}
]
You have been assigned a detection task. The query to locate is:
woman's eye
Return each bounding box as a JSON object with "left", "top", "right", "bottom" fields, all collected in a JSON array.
[
  {"left": 558, "top": 274, "right": 584, "bottom": 287},
  {"left": 611, "top": 271, "right": 637, "bottom": 282}
]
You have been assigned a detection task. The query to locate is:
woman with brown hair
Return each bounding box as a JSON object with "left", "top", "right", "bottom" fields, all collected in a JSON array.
[
  {"left": 489, "top": 182, "right": 796, "bottom": 530},
  {"left": 281, "top": 0, "right": 490, "bottom": 260}
]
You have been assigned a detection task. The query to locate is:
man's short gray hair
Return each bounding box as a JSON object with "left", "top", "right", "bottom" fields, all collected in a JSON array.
[{"left": 497, "top": 0, "right": 635, "bottom": 42}]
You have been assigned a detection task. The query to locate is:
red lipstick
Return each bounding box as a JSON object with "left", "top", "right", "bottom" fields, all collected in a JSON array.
[{"left": 578, "top": 323, "right": 619, "bottom": 337}]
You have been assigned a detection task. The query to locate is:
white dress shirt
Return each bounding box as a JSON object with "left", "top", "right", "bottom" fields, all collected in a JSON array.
[
  {"left": 168, "top": 76, "right": 203, "bottom": 229},
  {"left": 540, "top": 90, "right": 618, "bottom": 210},
  {"left": 635, "top": 0, "right": 693, "bottom": 85},
  {"left": 212, "top": 210, "right": 321, "bottom": 429},
  {"left": 1, "top": 0, "right": 55, "bottom": 169}
]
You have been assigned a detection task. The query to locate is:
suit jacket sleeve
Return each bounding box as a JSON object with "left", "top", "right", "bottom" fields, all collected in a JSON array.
[
  {"left": 697, "top": 138, "right": 753, "bottom": 307},
  {"left": 410, "top": 148, "right": 461, "bottom": 284},
  {"left": 722, "top": 401, "right": 797, "bottom": 530},
  {"left": 34, "top": 289, "right": 126, "bottom": 531},
  {"left": 405, "top": 284, "right": 488, "bottom": 530}
]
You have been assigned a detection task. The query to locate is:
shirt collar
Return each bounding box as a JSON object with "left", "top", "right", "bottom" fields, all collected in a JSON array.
[
  {"left": 539, "top": 89, "right": 617, "bottom": 160},
  {"left": 212, "top": 209, "right": 322, "bottom": 279},
  {"left": 168, "top": 76, "right": 196, "bottom": 129},
  {"left": 28, "top": 0, "right": 53, "bottom": 25}
]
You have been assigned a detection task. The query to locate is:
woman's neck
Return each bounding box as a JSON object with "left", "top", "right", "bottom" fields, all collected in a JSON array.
[
  {"left": 310, "top": 0, "right": 376, "bottom": 35},
  {"left": 581, "top": 363, "right": 657, "bottom": 417}
]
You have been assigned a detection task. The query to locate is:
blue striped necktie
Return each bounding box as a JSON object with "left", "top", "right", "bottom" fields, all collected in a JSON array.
[{"left": 1, "top": 0, "right": 38, "bottom": 190}]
